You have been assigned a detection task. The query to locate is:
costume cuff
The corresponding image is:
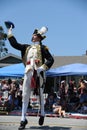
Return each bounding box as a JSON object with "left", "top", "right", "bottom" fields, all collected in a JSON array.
[
  {"left": 7, "top": 34, "right": 13, "bottom": 38},
  {"left": 42, "top": 64, "right": 48, "bottom": 70}
]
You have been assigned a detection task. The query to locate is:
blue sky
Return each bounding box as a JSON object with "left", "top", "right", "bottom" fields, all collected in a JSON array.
[{"left": 0, "top": 0, "right": 87, "bottom": 56}]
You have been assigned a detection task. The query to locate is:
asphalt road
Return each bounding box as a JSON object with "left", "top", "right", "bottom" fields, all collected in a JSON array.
[{"left": 0, "top": 115, "right": 87, "bottom": 130}]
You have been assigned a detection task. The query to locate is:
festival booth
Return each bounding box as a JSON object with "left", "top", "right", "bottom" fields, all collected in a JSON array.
[
  {"left": 0, "top": 63, "right": 25, "bottom": 78},
  {"left": 46, "top": 63, "right": 87, "bottom": 76},
  {"left": 46, "top": 63, "right": 87, "bottom": 91},
  {"left": 0, "top": 63, "right": 87, "bottom": 90},
  {"left": 1, "top": 63, "right": 87, "bottom": 77}
]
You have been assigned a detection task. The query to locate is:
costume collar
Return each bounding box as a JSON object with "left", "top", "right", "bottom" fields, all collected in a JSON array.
[{"left": 32, "top": 41, "right": 40, "bottom": 45}]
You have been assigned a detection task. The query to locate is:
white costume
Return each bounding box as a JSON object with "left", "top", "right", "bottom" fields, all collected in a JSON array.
[{"left": 22, "top": 44, "right": 45, "bottom": 121}]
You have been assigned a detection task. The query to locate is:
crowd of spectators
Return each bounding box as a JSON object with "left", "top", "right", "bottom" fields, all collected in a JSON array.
[
  {"left": 44, "top": 78, "right": 87, "bottom": 115},
  {"left": 0, "top": 78, "right": 87, "bottom": 115},
  {"left": 0, "top": 78, "right": 23, "bottom": 111}
]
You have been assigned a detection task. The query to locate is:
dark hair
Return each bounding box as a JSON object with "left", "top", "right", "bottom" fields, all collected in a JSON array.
[{"left": 79, "top": 78, "right": 84, "bottom": 83}]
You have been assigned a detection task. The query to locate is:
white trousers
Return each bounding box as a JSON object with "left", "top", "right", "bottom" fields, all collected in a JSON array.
[{"left": 21, "top": 71, "right": 45, "bottom": 121}]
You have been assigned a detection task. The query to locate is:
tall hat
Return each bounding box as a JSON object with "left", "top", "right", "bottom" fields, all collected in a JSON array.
[{"left": 33, "top": 26, "right": 48, "bottom": 40}]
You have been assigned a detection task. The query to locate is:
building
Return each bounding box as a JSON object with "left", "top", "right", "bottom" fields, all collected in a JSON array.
[
  {"left": 52, "top": 55, "right": 87, "bottom": 68},
  {"left": 0, "top": 53, "right": 87, "bottom": 68},
  {"left": 0, "top": 53, "right": 22, "bottom": 68}
]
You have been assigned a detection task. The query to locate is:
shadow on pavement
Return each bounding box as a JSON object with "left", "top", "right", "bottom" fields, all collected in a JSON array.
[{"left": 29, "top": 125, "right": 71, "bottom": 130}]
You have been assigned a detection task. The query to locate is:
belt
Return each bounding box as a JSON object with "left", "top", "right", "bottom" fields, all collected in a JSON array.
[{"left": 26, "top": 59, "right": 40, "bottom": 65}]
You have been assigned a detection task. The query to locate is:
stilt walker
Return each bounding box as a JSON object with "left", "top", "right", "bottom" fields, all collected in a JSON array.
[{"left": 5, "top": 21, "right": 54, "bottom": 130}]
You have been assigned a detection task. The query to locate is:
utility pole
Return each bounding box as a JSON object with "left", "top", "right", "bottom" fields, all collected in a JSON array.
[{"left": 0, "top": 26, "right": 8, "bottom": 58}]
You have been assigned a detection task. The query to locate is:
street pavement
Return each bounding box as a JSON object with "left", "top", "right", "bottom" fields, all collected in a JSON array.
[{"left": 0, "top": 115, "right": 87, "bottom": 130}]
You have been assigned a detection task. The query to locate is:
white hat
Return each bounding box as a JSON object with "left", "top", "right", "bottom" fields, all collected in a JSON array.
[{"left": 33, "top": 26, "right": 48, "bottom": 40}]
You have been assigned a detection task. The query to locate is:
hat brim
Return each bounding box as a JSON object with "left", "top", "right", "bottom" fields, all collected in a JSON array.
[
  {"left": 36, "top": 34, "right": 46, "bottom": 40},
  {"left": 33, "top": 29, "right": 46, "bottom": 40}
]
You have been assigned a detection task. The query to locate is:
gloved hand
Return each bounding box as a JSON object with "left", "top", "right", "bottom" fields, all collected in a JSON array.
[
  {"left": 37, "top": 66, "right": 45, "bottom": 76},
  {"left": 8, "top": 25, "right": 13, "bottom": 36}
]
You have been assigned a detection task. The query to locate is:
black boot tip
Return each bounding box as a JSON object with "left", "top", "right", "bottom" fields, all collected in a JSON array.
[{"left": 39, "top": 116, "right": 44, "bottom": 126}]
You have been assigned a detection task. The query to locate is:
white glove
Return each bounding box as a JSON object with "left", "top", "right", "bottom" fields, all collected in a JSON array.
[
  {"left": 37, "top": 66, "right": 45, "bottom": 76},
  {"left": 8, "top": 25, "right": 12, "bottom": 36}
]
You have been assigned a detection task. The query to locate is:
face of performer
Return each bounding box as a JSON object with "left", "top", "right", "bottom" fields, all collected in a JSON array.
[{"left": 31, "top": 34, "right": 42, "bottom": 43}]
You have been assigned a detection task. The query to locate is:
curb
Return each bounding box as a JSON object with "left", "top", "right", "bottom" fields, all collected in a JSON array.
[{"left": 7, "top": 111, "right": 87, "bottom": 119}]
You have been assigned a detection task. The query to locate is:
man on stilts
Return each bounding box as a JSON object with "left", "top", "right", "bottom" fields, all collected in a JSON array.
[{"left": 5, "top": 21, "right": 54, "bottom": 130}]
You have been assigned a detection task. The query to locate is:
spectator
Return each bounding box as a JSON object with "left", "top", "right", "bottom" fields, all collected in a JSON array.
[
  {"left": 58, "top": 80, "right": 66, "bottom": 101},
  {"left": 52, "top": 99, "right": 66, "bottom": 117},
  {"left": 57, "top": 80, "right": 68, "bottom": 111},
  {"left": 44, "top": 93, "right": 57, "bottom": 112},
  {"left": 8, "top": 80, "right": 19, "bottom": 110},
  {"left": 80, "top": 88, "right": 87, "bottom": 104},
  {"left": 1, "top": 80, "right": 9, "bottom": 92},
  {"left": 74, "top": 88, "right": 87, "bottom": 112},
  {"left": 78, "top": 78, "right": 86, "bottom": 95},
  {"left": 68, "top": 80, "right": 76, "bottom": 102}
]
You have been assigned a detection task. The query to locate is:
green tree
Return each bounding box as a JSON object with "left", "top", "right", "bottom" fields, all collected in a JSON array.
[{"left": 0, "top": 26, "right": 8, "bottom": 58}]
